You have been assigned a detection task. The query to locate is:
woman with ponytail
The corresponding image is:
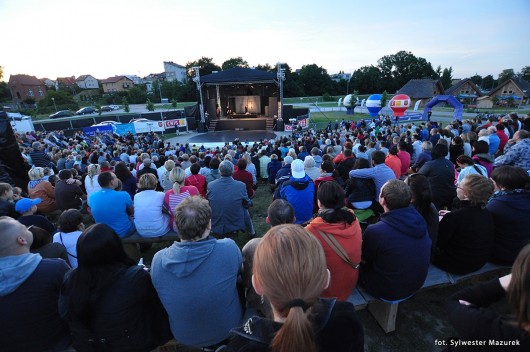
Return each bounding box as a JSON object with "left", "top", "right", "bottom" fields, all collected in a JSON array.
[
  {"left": 306, "top": 181, "right": 362, "bottom": 301},
  {"left": 225, "top": 224, "right": 364, "bottom": 352}
]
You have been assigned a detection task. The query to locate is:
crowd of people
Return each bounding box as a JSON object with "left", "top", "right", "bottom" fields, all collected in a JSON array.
[{"left": 1, "top": 111, "right": 530, "bottom": 351}]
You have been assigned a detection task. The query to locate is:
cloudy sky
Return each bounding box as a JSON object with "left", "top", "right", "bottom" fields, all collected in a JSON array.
[{"left": 1, "top": 0, "right": 529, "bottom": 81}]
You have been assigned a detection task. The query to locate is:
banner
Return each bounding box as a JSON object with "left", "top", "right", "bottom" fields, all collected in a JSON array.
[
  {"left": 284, "top": 118, "right": 309, "bottom": 131},
  {"left": 115, "top": 123, "right": 137, "bottom": 136},
  {"left": 164, "top": 119, "right": 187, "bottom": 129},
  {"left": 83, "top": 125, "right": 113, "bottom": 136},
  {"left": 133, "top": 121, "right": 165, "bottom": 134}
]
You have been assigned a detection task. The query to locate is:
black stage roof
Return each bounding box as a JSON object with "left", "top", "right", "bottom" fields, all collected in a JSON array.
[{"left": 201, "top": 67, "right": 277, "bottom": 85}]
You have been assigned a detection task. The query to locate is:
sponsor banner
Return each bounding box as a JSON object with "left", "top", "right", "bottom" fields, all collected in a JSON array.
[
  {"left": 164, "top": 119, "right": 187, "bottom": 129},
  {"left": 133, "top": 121, "right": 165, "bottom": 134},
  {"left": 83, "top": 125, "right": 113, "bottom": 136},
  {"left": 284, "top": 118, "right": 309, "bottom": 131},
  {"left": 115, "top": 123, "right": 137, "bottom": 136}
]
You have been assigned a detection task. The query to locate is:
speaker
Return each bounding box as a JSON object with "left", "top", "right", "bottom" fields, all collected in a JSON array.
[{"left": 0, "top": 112, "right": 30, "bottom": 190}]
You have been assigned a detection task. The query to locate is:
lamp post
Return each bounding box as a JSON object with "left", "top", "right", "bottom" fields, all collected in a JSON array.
[
  {"left": 191, "top": 66, "right": 206, "bottom": 127},
  {"left": 51, "top": 97, "right": 57, "bottom": 112},
  {"left": 277, "top": 63, "right": 285, "bottom": 122}
]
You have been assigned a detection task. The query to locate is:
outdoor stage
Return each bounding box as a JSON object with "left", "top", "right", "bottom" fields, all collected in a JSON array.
[
  {"left": 187, "top": 130, "right": 277, "bottom": 145},
  {"left": 209, "top": 117, "right": 272, "bottom": 132}
]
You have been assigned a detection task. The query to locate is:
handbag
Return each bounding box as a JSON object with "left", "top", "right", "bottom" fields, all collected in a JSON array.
[{"left": 317, "top": 230, "right": 360, "bottom": 269}]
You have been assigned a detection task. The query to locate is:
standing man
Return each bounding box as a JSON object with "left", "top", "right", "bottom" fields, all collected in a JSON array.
[
  {"left": 0, "top": 217, "right": 71, "bottom": 351},
  {"left": 89, "top": 172, "right": 135, "bottom": 238},
  {"left": 151, "top": 196, "right": 242, "bottom": 348}
]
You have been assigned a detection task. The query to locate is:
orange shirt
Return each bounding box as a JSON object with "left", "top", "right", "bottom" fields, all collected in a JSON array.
[{"left": 385, "top": 155, "right": 402, "bottom": 179}]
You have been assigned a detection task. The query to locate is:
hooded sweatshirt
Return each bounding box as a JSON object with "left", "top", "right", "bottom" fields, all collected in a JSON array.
[
  {"left": 150, "top": 237, "right": 242, "bottom": 347},
  {"left": 0, "top": 253, "right": 42, "bottom": 296},
  {"left": 360, "top": 206, "right": 431, "bottom": 301}
]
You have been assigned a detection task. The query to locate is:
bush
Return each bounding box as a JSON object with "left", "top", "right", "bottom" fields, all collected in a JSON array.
[{"left": 323, "top": 93, "right": 334, "bottom": 101}]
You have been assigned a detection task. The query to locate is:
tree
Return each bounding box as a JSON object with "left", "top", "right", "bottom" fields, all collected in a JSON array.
[
  {"left": 518, "top": 66, "right": 530, "bottom": 81},
  {"left": 221, "top": 57, "right": 249, "bottom": 70},
  {"left": 255, "top": 63, "right": 274, "bottom": 72},
  {"left": 37, "top": 90, "right": 78, "bottom": 112},
  {"left": 482, "top": 75, "right": 496, "bottom": 90},
  {"left": 440, "top": 67, "right": 453, "bottom": 89},
  {"left": 281, "top": 64, "right": 304, "bottom": 98},
  {"left": 350, "top": 65, "right": 383, "bottom": 94},
  {"left": 381, "top": 90, "right": 389, "bottom": 110},
  {"left": 435, "top": 65, "right": 442, "bottom": 78},
  {"left": 498, "top": 69, "right": 515, "bottom": 84},
  {"left": 146, "top": 99, "right": 155, "bottom": 111},
  {"left": 171, "top": 98, "right": 177, "bottom": 109},
  {"left": 469, "top": 74, "right": 483, "bottom": 86},
  {"left": 185, "top": 57, "right": 221, "bottom": 77},
  {"left": 298, "top": 64, "right": 333, "bottom": 97},
  {"left": 127, "top": 86, "right": 147, "bottom": 104},
  {"left": 377, "top": 51, "right": 436, "bottom": 92},
  {"left": 122, "top": 97, "right": 129, "bottom": 112},
  {"left": 0, "top": 66, "right": 3, "bottom": 80},
  {"left": 0, "top": 82, "right": 11, "bottom": 102}
]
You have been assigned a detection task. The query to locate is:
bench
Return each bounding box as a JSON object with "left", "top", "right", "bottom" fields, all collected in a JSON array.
[
  {"left": 121, "top": 231, "right": 180, "bottom": 244},
  {"left": 347, "top": 262, "right": 511, "bottom": 333}
]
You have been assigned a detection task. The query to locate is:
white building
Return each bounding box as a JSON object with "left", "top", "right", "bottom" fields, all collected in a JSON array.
[
  {"left": 163, "top": 61, "right": 187, "bottom": 83},
  {"left": 76, "top": 75, "right": 99, "bottom": 89}
]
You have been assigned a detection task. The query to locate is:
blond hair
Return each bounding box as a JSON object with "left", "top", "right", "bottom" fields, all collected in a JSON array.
[
  {"left": 254, "top": 224, "right": 328, "bottom": 352},
  {"left": 28, "top": 167, "right": 44, "bottom": 180},
  {"left": 137, "top": 173, "right": 157, "bottom": 190},
  {"left": 169, "top": 167, "right": 185, "bottom": 194}
]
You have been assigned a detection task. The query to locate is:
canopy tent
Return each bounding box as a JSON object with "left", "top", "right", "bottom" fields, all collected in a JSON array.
[{"left": 199, "top": 68, "right": 279, "bottom": 118}]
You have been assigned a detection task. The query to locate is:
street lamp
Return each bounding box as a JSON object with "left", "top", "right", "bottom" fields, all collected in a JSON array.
[{"left": 51, "top": 97, "right": 57, "bottom": 112}]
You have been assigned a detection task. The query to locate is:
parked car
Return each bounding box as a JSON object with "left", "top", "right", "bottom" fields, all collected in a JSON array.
[
  {"left": 129, "top": 118, "right": 150, "bottom": 123},
  {"left": 76, "top": 107, "right": 96, "bottom": 115},
  {"left": 100, "top": 106, "right": 114, "bottom": 112},
  {"left": 109, "top": 105, "right": 121, "bottom": 110},
  {"left": 91, "top": 121, "right": 122, "bottom": 127},
  {"left": 49, "top": 110, "right": 73, "bottom": 119}
]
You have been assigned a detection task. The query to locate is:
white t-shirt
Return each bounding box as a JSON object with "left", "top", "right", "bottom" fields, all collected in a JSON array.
[
  {"left": 53, "top": 230, "right": 82, "bottom": 268},
  {"left": 133, "top": 190, "right": 170, "bottom": 237}
]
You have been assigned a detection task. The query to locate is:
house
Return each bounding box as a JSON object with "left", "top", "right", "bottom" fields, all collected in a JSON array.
[
  {"left": 124, "top": 75, "right": 143, "bottom": 85},
  {"left": 396, "top": 79, "right": 445, "bottom": 107},
  {"left": 330, "top": 72, "right": 351, "bottom": 82},
  {"left": 100, "top": 76, "right": 134, "bottom": 93},
  {"left": 476, "top": 96, "right": 494, "bottom": 109},
  {"left": 8, "top": 74, "right": 47, "bottom": 106},
  {"left": 76, "top": 75, "right": 99, "bottom": 89},
  {"left": 55, "top": 76, "right": 77, "bottom": 91},
  {"left": 163, "top": 61, "right": 187, "bottom": 83},
  {"left": 488, "top": 78, "right": 530, "bottom": 105},
  {"left": 41, "top": 78, "right": 56, "bottom": 88},
  {"left": 445, "top": 78, "right": 483, "bottom": 102}
]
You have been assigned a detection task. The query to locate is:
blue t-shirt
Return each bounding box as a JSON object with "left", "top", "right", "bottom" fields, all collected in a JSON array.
[{"left": 89, "top": 189, "right": 133, "bottom": 237}]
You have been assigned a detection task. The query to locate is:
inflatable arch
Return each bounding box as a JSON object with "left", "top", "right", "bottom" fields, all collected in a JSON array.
[{"left": 422, "top": 95, "right": 463, "bottom": 121}]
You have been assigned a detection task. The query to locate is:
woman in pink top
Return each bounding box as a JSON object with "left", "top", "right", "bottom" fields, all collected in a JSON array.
[{"left": 164, "top": 167, "right": 199, "bottom": 231}]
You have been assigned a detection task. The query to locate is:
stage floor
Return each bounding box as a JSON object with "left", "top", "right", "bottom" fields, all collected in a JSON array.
[{"left": 186, "top": 130, "right": 277, "bottom": 145}]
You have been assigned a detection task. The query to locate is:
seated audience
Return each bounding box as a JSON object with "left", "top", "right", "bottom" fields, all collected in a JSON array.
[
  {"left": 233, "top": 158, "right": 255, "bottom": 198},
  {"left": 29, "top": 225, "right": 69, "bottom": 263},
  {"left": 84, "top": 163, "right": 102, "bottom": 197},
  {"left": 433, "top": 174, "right": 495, "bottom": 274},
  {"left": 0, "top": 182, "right": 18, "bottom": 218},
  {"left": 276, "top": 159, "right": 314, "bottom": 225},
  {"left": 349, "top": 151, "right": 396, "bottom": 198},
  {"left": 0, "top": 217, "right": 71, "bottom": 351},
  {"left": 306, "top": 181, "right": 362, "bottom": 301},
  {"left": 59, "top": 223, "right": 171, "bottom": 351},
  {"left": 165, "top": 167, "right": 199, "bottom": 232},
  {"left": 185, "top": 163, "right": 207, "bottom": 197},
  {"left": 16, "top": 197, "right": 56, "bottom": 234},
  {"left": 486, "top": 165, "right": 530, "bottom": 265},
  {"left": 151, "top": 196, "right": 243, "bottom": 348},
  {"left": 114, "top": 161, "right": 137, "bottom": 200},
  {"left": 418, "top": 144, "right": 456, "bottom": 210},
  {"left": 225, "top": 224, "right": 364, "bottom": 352},
  {"left": 27, "top": 167, "right": 57, "bottom": 214},
  {"left": 54, "top": 169, "right": 86, "bottom": 211},
  {"left": 134, "top": 174, "right": 170, "bottom": 237},
  {"left": 359, "top": 180, "right": 431, "bottom": 301},
  {"left": 455, "top": 155, "right": 487, "bottom": 186},
  {"left": 445, "top": 244, "right": 530, "bottom": 350},
  {"left": 494, "top": 129, "right": 530, "bottom": 170}
]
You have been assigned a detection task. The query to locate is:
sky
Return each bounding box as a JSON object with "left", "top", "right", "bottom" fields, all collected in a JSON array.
[{"left": 1, "top": 0, "right": 529, "bottom": 82}]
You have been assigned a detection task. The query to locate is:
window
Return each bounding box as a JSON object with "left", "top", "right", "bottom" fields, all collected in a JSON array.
[
  {"left": 503, "top": 90, "right": 507, "bottom": 94},
  {"left": 38, "top": 88, "right": 44, "bottom": 96},
  {"left": 28, "top": 88, "right": 34, "bottom": 96},
  {"left": 508, "top": 90, "right": 513, "bottom": 94}
]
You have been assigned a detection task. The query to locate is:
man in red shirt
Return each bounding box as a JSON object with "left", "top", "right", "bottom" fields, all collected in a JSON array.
[
  {"left": 385, "top": 145, "right": 402, "bottom": 179},
  {"left": 397, "top": 140, "right": 411, "bottom": 179},
  {"left": 185, "top": 163, "right": 207, "bottom": 197},
  {"left": 233, "top": 158, "right": 255, "bottom": 198},
  {"left": 495, "top": 123, "right": 509, "bottom": 154}
]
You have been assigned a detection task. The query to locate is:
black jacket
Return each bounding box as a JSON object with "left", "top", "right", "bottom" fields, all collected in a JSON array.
[
  {"left": 59, "top": 265, "right": 172, "bottom": 352},
  {"left": 224, "top": 299, "right": 364, "bottom": 352}
]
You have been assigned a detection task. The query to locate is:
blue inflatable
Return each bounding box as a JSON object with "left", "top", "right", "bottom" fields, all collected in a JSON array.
[{"left": 366, "top": 94, "right": 382, "bottom": 117}]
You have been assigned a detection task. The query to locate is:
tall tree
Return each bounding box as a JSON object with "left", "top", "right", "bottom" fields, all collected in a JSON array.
[
  {"left": 377, "top": 51, "right": 436, "bottom": 93},
  {"left": 297, "top": 64, "right": 333, "bottom": 96},
  {"left": 0, "top": 66, "right": 3, "bottom": 80},
  {"left": 469, "top": 74, "right": 483, "bottom": 86},
  {"left": 440, "top": 67, "right": 453, "bottom": 89},
  {"left": 185, "top": 57, "right": 221, "bottom": 77},
  {"left": 518, "top": 66, "right": 530, "bottom": 81},
  {"left": 350, "top": 65, "right": 383, "bottom": 94},
  {"left": 255, "top": 63, "right": 274, "bottom": 72},
  {"left": 0, "top": 82, "right": 11, "bottom": 102},
  {"left": 497, "top": 69, "right": 515, "bottom": 84},
  {"left": 221, "top": 57, "right": 249, "bottom": 70},
  {"left": 282, "top": 64, "right": 304, "bottom": 98},
  {"left": 482, "top": 75, "right": 496, "bottom": 90},
  {"left": 435, "top": 65, "right": 442, "bottom": 78}
]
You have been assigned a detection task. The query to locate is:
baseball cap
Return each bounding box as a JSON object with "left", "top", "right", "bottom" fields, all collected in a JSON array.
[
  {"left": 15, "top": 198, "right": 42, "bottom": 213},
  {"left": 291, "top": 159, "right": 305, "bottom": 179}
]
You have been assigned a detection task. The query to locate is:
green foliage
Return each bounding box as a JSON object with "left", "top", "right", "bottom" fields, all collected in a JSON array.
[
  {"left": 507, "top": 96, "right": 514, "bottom": 107},
  {"left": 281, "top": 64, "right": 304, "bottom": 98},
  {"left": 519, "top": 66, "right": 530, "bottom": 81},
  {"left": 482, "top": 75, "right": 496, "bottom": 90},
  {"left": 381, "top": 90, "right": 388, "bottom": 109},
  {"left": 127, "top": 86, "right": 147, "bottom": 104},
  {"left": 171, "top": 98, "right": 177, "bottom": 108},
  {"left": 95, "top": 103, "right": 102, "bottom": 116},
  {"left": 185, "top": 57, "right": 221, "bottom": 77},
  {"left": 221, "top": 57, "right": 249, "bottom": 70},
  {"left": 37, "top": 90, "right": 78, "bottom": 114},
  {"left": 146, "top": 99, "right": 155, "bottom": 111},
  {"left": 498, "top": 69, "right": 515, "bottom": 84},
  {"left": 255, "top": 63, "right": 274, "bottom": 72},
  {"left": 0, "top": 66, "right": 3, "bottom": 80},
  {"left": 377, "top": 51, "right": 437, "bottom": 93},
  {"left": 469, "top": 74, "right": 482, "bottom": 86},
  {"left": 122, "top": 97, "right": 129, "bottom": 112},
  {"left": 322, "top": 93, "right": 333, "bottom": 101},
  {"left": 0, "top": 81, "right": 11, "bottom": 102},
  {"left": 298, "top": 64, "right": 333, "bottom": 96},
  {"left": 440, "top": 67, "right": 453, "bottom": 89},
  {"left": 350, "top": 65, "right": 383, "bottom": 94}
]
